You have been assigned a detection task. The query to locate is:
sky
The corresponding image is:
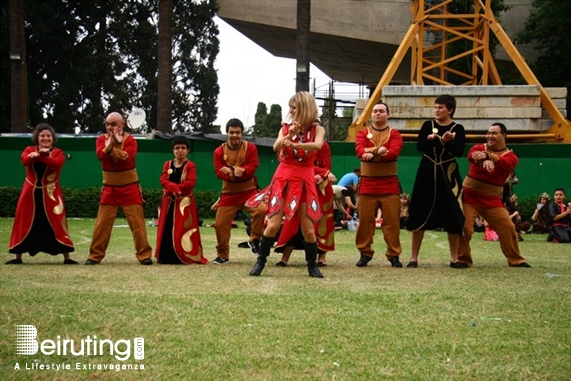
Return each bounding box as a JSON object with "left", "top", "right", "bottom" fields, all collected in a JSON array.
[{"left": 213, "top": 16, "right": 331, "bottom": 131}]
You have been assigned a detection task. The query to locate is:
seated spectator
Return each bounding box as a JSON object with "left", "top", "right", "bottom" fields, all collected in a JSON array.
[
  {"left": 399, "top": 193, "right": 409, "bottom": 229},
  {"left": 505, "top": 194, "right": 530, "bottom": 241},
  {"left": 547, "top": 188, "right": 571, "bottom": 243},
  {"left": 483, "top": 218, "right": 499, "bottom": 242},
  {"left": 473, "top": 215, "right": 485, "bottom": 233},
  {"left": 531, "top": 192, "right": 551, "bottom": 234}
]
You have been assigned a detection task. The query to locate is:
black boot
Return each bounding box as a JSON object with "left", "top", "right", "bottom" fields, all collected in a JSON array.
[
  {"left": 249, "top": 235, "right": 275, "bottom": 276},
  {"left": 305, "top": 242, "right": 324, "bottom": 278}
]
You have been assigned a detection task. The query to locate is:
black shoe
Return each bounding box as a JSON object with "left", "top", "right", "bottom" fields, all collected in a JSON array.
[
  {"left": 389, "top": 256, "right": 403, "bottom": 268},
  {"left": 356, "top": 255, "right": 372, "bottom": 267},
  {"left": 308, "top": 265, "right": 324, "bottom": 278},
  {"left": 406, "top": 260, "right": 418, "bottom": 268},
  {"left": 85, "top": 259, "right": 99, "bottom": 265},
  {"left": 317, "top": 261, "right": 327, "bottom": 267},
  {"left": 275, "top": 261, "right": 287, "bottom": 267},
  {"left": 213, "top": 257, "right": 229, "bottom": 264},
  {"left": 5, "top": 258, "right": 23, "bottom": 265},
  {"left": 237, "top": 241, "right": 250, "bottom": 249},
  {"left": 63, "top": 259, "right": 78, "bottom": 265},
  {"left": 514, "top": 262, "right": 531, "bottom": 268},
  {"left": 249, "top": 260, "right": 266, "bottom": 276},
  {"left": 140, "top": 258, "right": 153, "bottom": 265},
  {"left": 450, "top": 261, "right": 469, "bottom": 269},
  {"left": 250, "top": 239, "right": 260, "bottom": 254}
]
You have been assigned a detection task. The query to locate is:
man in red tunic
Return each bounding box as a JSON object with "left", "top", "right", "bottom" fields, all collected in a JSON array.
[
  {"left": 86, "top": 112, "right": 153, "bottom": 265},
  {"left": 354, "top": 102, "right": 404, "bottom": 268},
  {"left": 458, "top": 123, "right": 531, "bottom": 267},
  {"left": 212, "top": 118, "right": 265, "bottom": 264}
]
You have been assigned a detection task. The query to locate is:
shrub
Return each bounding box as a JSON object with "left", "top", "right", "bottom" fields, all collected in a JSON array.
[{"left": 0, "top": 187, "right": 221, "bottom": 219}]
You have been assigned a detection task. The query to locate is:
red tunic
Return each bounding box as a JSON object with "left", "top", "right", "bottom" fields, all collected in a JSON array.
[
  {"left": 96, "top": 133, "right": 143, "bottom": 206},
  {"left": 463, "top": 144, "right": 518, "bottom": 209},
  {"left": 155, "top": 160, "right": 206, "bottom": 264},
  {"left": 9, "top": 146, "right": 74, "bottom": 251},
  {"left": 276, "top": 141, "right": 335, "bottom": 252},
  {"left": 265, "top": 123, "right": 322, "bottom": 223},
  {"left": 213, "top": 141, "right": 260, "bottom": 206},
  {"left": 355, "top": 127, "right": 403, "bottom": 195}
]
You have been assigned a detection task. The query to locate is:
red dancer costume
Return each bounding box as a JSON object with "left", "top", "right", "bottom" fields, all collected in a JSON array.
[
  {"left": 458, "top": 138, "right": 529, "bottom": 267},
  {"left": 265, "top": 123, "right": 322, "bottom": 223},
  {"left": 155, "top": 159, "right": 207, "bottom": 264},
  {"left": 355, "top": 125, "right": 403, "bottom": 264},
  {"left": 275, "top": 141, "right": 335, "bottom": 253},
  {"left": 213, "top": 138, "right": 265, "bottom": 261},
  {"left": 88, "top": 128, "right": 152, "bottom": 264},
  {"left": 9, "top": 146, "right": 74, "bottom": 255}
]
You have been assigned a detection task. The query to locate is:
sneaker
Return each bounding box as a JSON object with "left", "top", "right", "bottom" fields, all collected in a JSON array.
[
  {"left": 213, "top": 257, "right": 229, "bottom": 264},
  {"left": 389, "top": 256, "right": 403, "bottom": 268}
]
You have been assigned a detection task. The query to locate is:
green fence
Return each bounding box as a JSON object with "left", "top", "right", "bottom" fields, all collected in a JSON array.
[{"left": 0, "top": 135, "right": 570, "bottom": 198}]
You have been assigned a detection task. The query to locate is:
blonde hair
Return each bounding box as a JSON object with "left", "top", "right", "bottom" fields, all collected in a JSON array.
[{"left": 288, "top": 91, "right": 318, "bottom": 129}]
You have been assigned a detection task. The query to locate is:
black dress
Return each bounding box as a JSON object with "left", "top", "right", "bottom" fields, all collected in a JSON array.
[{"left": 406, "top": 120, "right": 465, "bottom": 234}]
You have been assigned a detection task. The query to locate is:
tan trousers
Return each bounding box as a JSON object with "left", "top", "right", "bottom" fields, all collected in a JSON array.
[
  {"left": 356, "top": 194, "right": 402, "bottom": 259},
  {"left": 215, "top": 203, "right": 265, "bottom": 259},
  {"left": 458, "top": 203, "right": 526, "bottom": 266},
  {"left": 88, "top": 204, "right": 152, "bottom": 263}
]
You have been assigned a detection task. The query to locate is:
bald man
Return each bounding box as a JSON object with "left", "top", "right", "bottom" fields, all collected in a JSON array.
[{"left": 86, "top": 112, "right": 153, "bottom": 265}]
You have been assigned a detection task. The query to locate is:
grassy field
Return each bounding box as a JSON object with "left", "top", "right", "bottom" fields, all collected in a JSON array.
[{"left": 0, "top": 218, "right": 570, "bottom": 381}]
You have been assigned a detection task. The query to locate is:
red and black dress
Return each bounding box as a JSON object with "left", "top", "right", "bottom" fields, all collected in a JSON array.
[
  {"left": 155, "top": 160, "right": 207, "bottom": 264},
  {"left": 9, "top": 146, "right": 74, "bottom": 256}
]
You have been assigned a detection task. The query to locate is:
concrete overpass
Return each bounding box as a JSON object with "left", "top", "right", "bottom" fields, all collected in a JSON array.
[{"left": 216, "top": 0, "right": 535, "bottom": 88}]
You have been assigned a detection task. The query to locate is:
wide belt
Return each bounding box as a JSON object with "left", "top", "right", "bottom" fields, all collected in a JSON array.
[
  {"left": 103, "top": 168, "right": 139, "bottom": 186},
  {"left": 222, "top": 178, "right": 256, "bottom": 194},
  {"left": 360, "top": 161, "right": 397, "bottom": 177},
  {"left": 462, "top": 176, "right": 502, "bottom": 197}
]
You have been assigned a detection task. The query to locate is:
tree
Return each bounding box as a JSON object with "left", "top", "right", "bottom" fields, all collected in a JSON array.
[
  {"left": 515, "top": 0, "right": 571, "bottom": 116},
  {"left": 157, "top": 0, "right": 173, "bottom": 133},
  {"left": 251, "top": 102, "right": 282, "bottom": 138},
  {"left": 0, "top": 0, "right": 219, "bottom": 134},
  {"left": 7, "top": 0, "right": 27, "bottom": 132}
]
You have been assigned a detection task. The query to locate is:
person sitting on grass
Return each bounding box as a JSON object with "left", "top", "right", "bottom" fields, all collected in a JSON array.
[{"left": 547, "top": 188, "right": 571, "bottom": 243}]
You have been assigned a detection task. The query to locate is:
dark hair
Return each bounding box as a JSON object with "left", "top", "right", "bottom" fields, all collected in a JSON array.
[
  {"left": 554, "top": 187, "right": 566, "bottom": 195},
  {"left": 491, "top": 122, "right": 507, "bottom": 135},
  {"left": 434, "top": 94, "right": 456, "bottom": 117},
  {"left": 375, "top": 101, "right": 390, "bottom": 115},
  {"left": 171, "top": 135, "right": 190, "bottom": 149},
  {"left": 226, "top": 118, "right": 244, "bottom": 133},
  {"left": 353, "top": 168, "right": 361, "bottom": 173},
  {"left": 31, "top": 123, "right": 57, "bottom": 144}
]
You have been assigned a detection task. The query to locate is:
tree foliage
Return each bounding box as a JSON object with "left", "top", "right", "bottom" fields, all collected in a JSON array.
[
  {"left": 251, "top": 102, "right": 282, "bottom": 138},
  {"left": 515, "top": 0, "right": 571, "bottom": 116},
  {"left": 0, "top": 0, "right": 219, "bottom": 134}
]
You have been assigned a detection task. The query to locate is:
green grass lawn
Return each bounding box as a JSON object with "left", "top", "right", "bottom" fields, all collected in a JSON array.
[{"left": 0, "top": 218, "right": 570, "bottom": 380}]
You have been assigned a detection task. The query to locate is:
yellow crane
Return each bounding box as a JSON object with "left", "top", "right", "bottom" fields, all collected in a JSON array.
[{"left": 347, "top": 0, "right": 570, "bottom": 143}]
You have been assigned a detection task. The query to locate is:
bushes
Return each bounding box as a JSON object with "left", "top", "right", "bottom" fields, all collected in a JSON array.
[{"left": 0, "top": 187, "right": 220, "bottom": 220}]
